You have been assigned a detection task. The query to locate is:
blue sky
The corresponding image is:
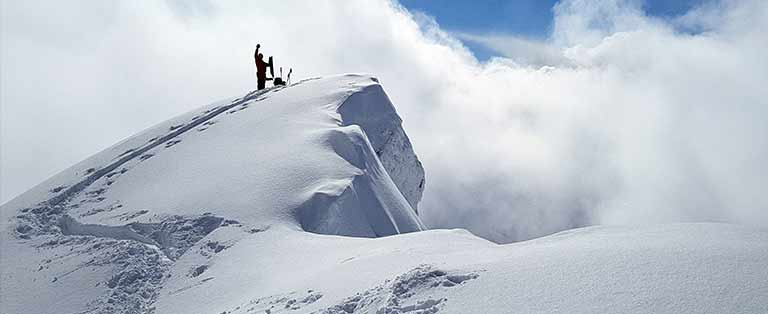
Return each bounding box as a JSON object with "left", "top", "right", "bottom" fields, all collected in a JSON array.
[{"left": 399, "top": 0, "right": 706, "bottom": 60}]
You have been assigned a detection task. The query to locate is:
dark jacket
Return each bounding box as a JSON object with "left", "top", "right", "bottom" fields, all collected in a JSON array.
[{"left": 255, "top": 48, "right": 268, "bottom": 79}]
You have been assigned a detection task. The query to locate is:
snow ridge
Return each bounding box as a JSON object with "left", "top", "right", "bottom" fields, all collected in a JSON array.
[{"left": 1, "top": 75, "right": 427, "bottom": 314}]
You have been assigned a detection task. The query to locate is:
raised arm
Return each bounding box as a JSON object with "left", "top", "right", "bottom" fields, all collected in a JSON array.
[{"left": 254, "top": 44, "right": 260, "bottom": 61}]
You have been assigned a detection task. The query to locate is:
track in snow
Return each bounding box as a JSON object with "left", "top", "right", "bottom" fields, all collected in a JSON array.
[{"left": 45, "top": 86, "right": 284, "bottom": 208}]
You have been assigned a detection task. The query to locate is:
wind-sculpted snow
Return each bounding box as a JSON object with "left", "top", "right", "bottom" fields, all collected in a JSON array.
[
  {"left": 2, "top": 75, "right": 767, "bottom": 314},
  {"left": 299, "top": 124, "right": 424, "bottom": 237},
  {"left": 336, "top": 83, "right": 425, "bottom": 213},
  {"left": 316, "top": 265, "right": 479, "bottom": 314}
]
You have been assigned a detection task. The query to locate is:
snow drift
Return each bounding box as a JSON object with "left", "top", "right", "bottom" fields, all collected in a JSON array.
[{"left": 2, "top": 75, "right": 767, "bottom": 314}]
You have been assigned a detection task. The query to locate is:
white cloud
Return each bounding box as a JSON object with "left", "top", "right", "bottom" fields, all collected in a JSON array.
[
  {"left": 2, "top": 0, "right": 767, "bottom": 242},
  {"left": 455, "top": 32, "right": 569, "bottom": 67}
]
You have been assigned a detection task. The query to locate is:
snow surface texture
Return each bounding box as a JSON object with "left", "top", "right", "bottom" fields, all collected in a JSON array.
[
  {"left": 2, "top": 75, "right": 768, "bottom": 314},
  {"left": 0, "top": 75, "right": 424, "bottom": 313}
]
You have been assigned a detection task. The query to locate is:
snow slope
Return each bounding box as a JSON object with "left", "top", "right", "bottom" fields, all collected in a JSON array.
[
  {"left": 148, "top": 223, "right": 768, "bottom": 314},
  {"left": 2, "top": 75, "right": 767, "bottom": 314},
  {"left": 1, "top": 75, "right": 425, "bottom": 313}
]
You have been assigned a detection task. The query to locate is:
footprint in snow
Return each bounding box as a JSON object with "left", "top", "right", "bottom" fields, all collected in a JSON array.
[{"left": 165, "top": 139, "right": 182, "bottom": 148}]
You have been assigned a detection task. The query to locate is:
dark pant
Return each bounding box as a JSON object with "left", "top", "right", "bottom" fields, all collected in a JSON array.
[{"left": 257, "top": 78, "right": 266, "bottom": 90}]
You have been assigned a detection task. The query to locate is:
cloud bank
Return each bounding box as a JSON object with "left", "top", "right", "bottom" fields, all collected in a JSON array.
[{"left": 2, "top": 0, "right": 767, "bottom": 242}]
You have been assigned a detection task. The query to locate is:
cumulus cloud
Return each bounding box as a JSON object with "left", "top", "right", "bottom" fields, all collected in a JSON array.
[{"left": 2, "top": 0, "right": 767, "bottom": 242}]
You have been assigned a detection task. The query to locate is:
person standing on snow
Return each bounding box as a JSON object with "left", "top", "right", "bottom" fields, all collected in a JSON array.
[{"left": 254, "top": 44, "right": 269, "bottom": 90}]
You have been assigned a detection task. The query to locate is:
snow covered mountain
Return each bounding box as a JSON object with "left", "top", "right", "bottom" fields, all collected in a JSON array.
[{"left": 2, "top": 75, "right": 767, "bottom": 314}]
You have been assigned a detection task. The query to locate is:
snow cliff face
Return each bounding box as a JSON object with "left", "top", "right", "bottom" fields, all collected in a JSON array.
[
  {"left": 335, "top": 83, "right": 425, "bottom": 213},
  {"left": 2, "top": 75, "right": 767, "bottom": 314}
]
